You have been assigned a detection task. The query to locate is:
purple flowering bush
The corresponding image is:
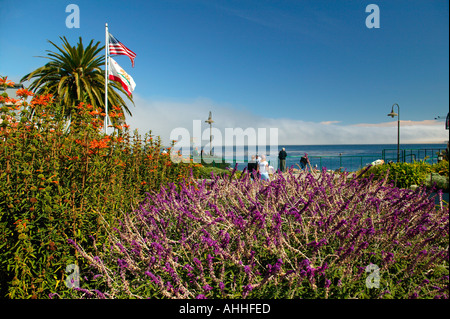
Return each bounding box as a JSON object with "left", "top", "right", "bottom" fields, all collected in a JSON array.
[{"left": 68, "top": 168, "right": 449, "bottom": 299}]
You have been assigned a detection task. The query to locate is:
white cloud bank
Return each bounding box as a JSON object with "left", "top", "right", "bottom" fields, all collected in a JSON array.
[{"left": 125, "top": 95, "right": 448, "bottom": 146}]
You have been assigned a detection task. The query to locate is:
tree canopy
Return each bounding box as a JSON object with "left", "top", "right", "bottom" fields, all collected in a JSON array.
[{"left": 21, "top": 36, "right": 133, "bottom": 121}]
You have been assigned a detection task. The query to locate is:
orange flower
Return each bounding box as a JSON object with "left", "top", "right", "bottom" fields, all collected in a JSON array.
[
  {"left": 91, "top": 118, "right": 104, "bottom": 130},
  {"left": 15, "top": 88, "right": 34, "bottom": 98},
  {"left": 109, "top": 111, "right": 118, "bottom": 118},
  {"left": 0, "top": 76, "right": 14, "bottom": 87},
  {"left": 14, "top": 218, "right": 29, "bottom": 228},
  {"left": 30, "top": 93, "right": 53, "bottom": 106},
  {"left": 89, "top": 109, "right": 100, "bottom": 116},
  {"left": 89, "top": 136, "right": 110, "bottom": 150},
  {"left": 5, "top": 97, "right": 20, "bottom": 105}
]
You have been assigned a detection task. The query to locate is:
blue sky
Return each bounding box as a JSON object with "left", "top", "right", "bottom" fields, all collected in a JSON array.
[{"left": 0, "top": 0, "right": 448, "bottom": 145}]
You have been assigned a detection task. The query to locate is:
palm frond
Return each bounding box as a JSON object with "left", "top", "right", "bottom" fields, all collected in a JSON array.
[{"left": 20, "top": 36, "right": 133, "bottom": 120}]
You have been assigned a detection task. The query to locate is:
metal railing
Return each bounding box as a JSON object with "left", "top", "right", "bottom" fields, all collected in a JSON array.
[
  {"left": 294, "top": 155, "right": 381, "bottom": 172},
  {"left": 195, "top": 148, "right": 445, "bottom": 172},
  {"left": 381, "top": 148, "right": 443, "bottom": 165}
]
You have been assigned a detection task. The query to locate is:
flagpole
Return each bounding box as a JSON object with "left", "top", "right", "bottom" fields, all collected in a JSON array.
[{"left": 104, "top": 23, "right": 109, "bottom": 134}]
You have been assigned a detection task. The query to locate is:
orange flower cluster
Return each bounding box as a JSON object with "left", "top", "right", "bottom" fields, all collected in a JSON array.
[
  {"left": 91, "top": 117, "right": 104, "bottom": 130},
  {"left": 0, "top": 76, "right": 14, "bottom": 87},
  {"left": 15, "top": 88, "right": 34, "bottom": 99},
  {"left": 76, "top": 102, "right": 93, "bottom": 110},
  {"left": 109, "top": 105, "right": 131, "bottom": 130},
  {"left": 30, "top": 94, "right": 53, "bottom": 107},
  {"left": 88, "top": 136, "right": 111, "bottom": 154},
  {"left": 89, "top": 109, "right": 100, "bottom": 116},
  {"left": 13, "top": 218, "right": 29, "bottom": 228},
  {"left": 114, "top": 123, "right": 130, "bottom": 130},
  {"left": 109, "top": 111, "right": 124, "bottom": 118},
  {"left": 0, "top": 96, "right": 20, "bottom": 106}
]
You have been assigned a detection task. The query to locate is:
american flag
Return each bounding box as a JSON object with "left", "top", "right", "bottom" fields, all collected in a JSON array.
[{"left": 108, "top": 33, "right": 136, "bottom": 67}]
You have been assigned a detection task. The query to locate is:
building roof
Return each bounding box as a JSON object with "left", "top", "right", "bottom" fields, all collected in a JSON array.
[{"left": 0, "top": 83, "right": 24, "bottom": 100}]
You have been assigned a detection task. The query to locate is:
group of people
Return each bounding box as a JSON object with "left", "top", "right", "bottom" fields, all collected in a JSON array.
[
  {"left": 278, "top": 147, "right": 310, "bottom": 172},
  {"left": 247, "top": 148, "right": 311, "bottom": 180},
  {"left": 247, "top": 154, "right": 271, "bottom": 180}
]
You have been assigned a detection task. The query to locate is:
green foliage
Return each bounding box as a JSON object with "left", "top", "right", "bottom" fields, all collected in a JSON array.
[
  {"left": 69, "top": 169, "right": 448, "bottom": 299},
  {"left": 431, "top": 160, "right": 449, "bottom": 177},
  {"left": 196, "top": 155, "right": 231, "bottom": 169},
  {"left": 425, "top": 173, "right": 449, "bottom": 192},
  {"left": 358, "top": 161, "right": 434, "bottom": 189},
  {"left": 0, "top": 88, "right": 201, "bottom": 298},
  {"left": 20, "top": 36, "right": 133, "bottom": 120},
  {"left": 195, "top": 166, "right": 240, "bottom": 179}
]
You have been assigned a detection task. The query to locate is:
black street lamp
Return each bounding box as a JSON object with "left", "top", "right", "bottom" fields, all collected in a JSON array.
[{"left": 387, "top": 103, "right": 400, "bottom": 162}]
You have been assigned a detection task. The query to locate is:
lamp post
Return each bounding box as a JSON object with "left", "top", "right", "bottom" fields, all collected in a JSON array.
[
  {"left": 387, "top": 103, "right": 400, "bottom": 162},
  {"left": 205, "top": 111, "right": 214, "bottom": 156}
]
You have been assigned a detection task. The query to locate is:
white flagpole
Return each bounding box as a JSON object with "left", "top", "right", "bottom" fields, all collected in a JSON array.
[{"left": 104, "top": 23, "right": 109, "bottom": 134}]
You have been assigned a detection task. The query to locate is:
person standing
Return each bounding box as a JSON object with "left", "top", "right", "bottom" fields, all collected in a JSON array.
[
  {"left": 247, "top": 155, "right": 258, "bottom": 180},
  {"left": 258, "top": 155, "right": 270, "bottom": 181},
  {"left": 300, "top": 153, "right": 309, "bottom": 170},
  {"left": 278, "top": 147, "right": 287, "bottom": 172}
]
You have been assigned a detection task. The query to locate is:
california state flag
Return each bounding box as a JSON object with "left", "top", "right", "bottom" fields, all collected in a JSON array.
[{"left": 108, "top": 57, "right": 136, "bottom": 96}]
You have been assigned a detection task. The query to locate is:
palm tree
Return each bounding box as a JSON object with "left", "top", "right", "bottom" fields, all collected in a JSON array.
[{"left": 21, "top": 36, "right": 133, "bottom": 121}]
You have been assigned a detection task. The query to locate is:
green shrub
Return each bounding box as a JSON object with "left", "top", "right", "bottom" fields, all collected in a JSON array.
[
  {"left": 432, "top": 160, "right": 449, "bottom": 177},
  {"left": 0, "top": 88, "right": 201, "bottom": 298},
  {"left": 195, "top": 166, "right": 230, "bottom": 178},
  {"left": 70, "top": 170, "right": 448, "bottom": 299},
  {"left": 358, "top": 161, "right": 431, "bottom": 189},
  {"left": 425, "top": 173, "right": 449, "bottom": 192}
]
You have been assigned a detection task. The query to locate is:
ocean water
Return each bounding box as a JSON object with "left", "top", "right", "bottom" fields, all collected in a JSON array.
[{"left": 212, "top": 143, "right": 447, "bottom": 172}]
